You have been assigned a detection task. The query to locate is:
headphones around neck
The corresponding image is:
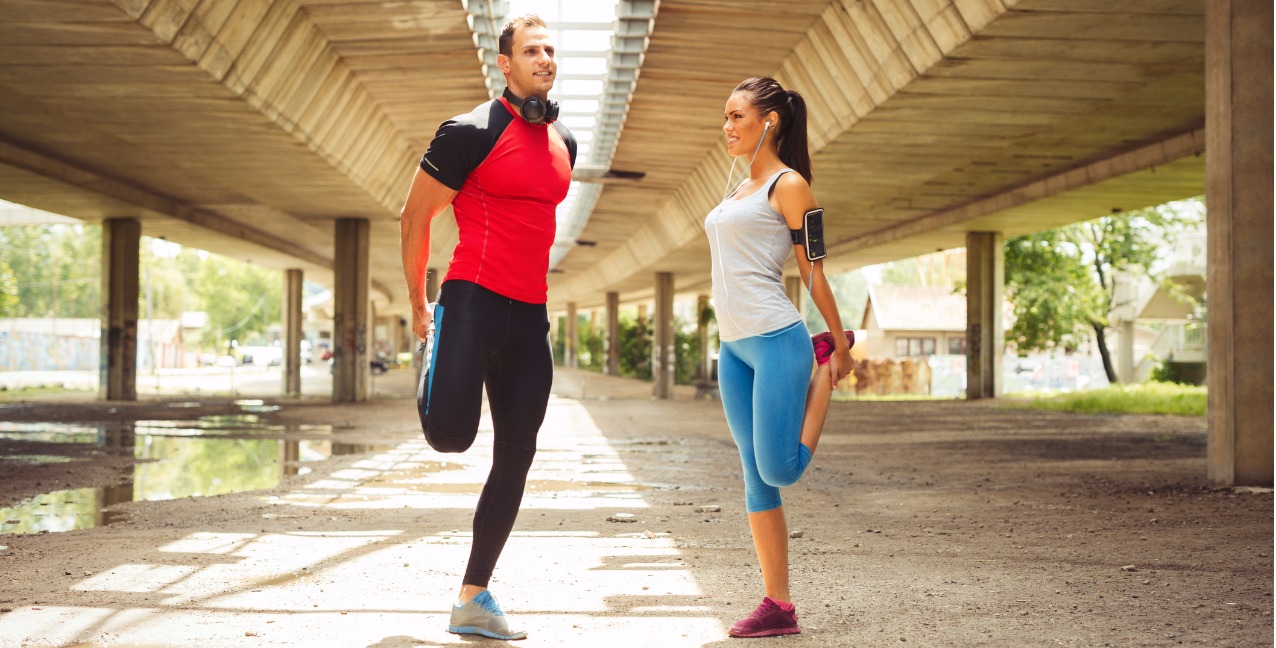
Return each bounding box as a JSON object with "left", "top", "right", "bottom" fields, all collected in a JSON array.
[{"left": 503, "top": 87, "right": 559, "bottom": 125}]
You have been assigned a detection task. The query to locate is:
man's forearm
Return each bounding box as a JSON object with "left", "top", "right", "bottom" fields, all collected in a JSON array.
[
  {"left": 401, "top": 215, "right": 431, "bottom": 308},
  {"left": 400, "top": 167, "right": 458, "bottom": 308}
]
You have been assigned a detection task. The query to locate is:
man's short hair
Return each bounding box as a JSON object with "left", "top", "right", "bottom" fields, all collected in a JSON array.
[{"left": 499, "top": 14, "right": 547, "bottom": 57}]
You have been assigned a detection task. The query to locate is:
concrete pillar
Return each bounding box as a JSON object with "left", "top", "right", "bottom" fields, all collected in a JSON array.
[
  {"left": 966, "top": 232, "right": 1004, "bottom": 399},
  {"left": 1205, "top": 0, "right": 1273, "bottom": 486},
  {"left": 784, "top": 275, "right": 803, "bottom": 311},
  {"left": 333, "top": 218, "right": 370, "bottom": 403},
  {"left": 606, "top": 291, "right": 620, "bottom": 376},
  {"left": 637, "top": 303, "right": 648, "bottom": 322},
  {"left": 653, "top": 272, "right": 675, "bottom": 399},
  {"left": 565, "top": 302, "right": 578, "bottom": 369},
  {"left": 283, "top": 269, "right": 303, "bottom": 396},
  {"left": 99, "top": 218, "right": 140, "bottom": 401},
  {"left": 1117, "top": 320, "right": 1135, "bottom": 384}
]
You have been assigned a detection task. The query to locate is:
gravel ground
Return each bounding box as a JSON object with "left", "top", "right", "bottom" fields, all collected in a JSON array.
[{"left": 0, "top": 367, "right": 1269, "bottom": 647}]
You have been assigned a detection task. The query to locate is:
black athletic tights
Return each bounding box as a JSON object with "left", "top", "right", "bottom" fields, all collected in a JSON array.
[{"left": 417, "top": 279, "right": 553, "bottom": 588}]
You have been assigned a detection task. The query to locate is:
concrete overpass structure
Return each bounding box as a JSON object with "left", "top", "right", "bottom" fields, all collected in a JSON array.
[{"left": 0, "top": 1, "right": 1269, "bottom": 484}]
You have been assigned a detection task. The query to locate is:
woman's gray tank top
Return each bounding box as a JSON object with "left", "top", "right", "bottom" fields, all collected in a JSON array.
[{"left": 705, "top": 169, "right": 801, "bottom": 342}]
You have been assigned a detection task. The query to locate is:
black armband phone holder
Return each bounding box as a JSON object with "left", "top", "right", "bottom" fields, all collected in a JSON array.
[{"left": 789, "top": 208, "right": 827, "bottom": 261}]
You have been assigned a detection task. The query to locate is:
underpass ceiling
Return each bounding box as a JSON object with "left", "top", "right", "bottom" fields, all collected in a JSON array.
[
  {"left": 0, "top": 0, "right": 480, "bottom": 307},
  {"left": 549, "top": 0, "right": 1206, "bottom": 309},
  {"left": 0, "top": 0, "right": 1208, "bottom": 317}
]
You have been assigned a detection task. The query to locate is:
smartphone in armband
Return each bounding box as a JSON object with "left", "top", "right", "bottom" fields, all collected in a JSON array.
[{"left": 790, "top": 208, "right": 827, "bottom": 262}]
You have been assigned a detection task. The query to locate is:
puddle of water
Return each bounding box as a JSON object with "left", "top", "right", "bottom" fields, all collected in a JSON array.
[
  {"left": 141, "top": 415, "right": 281, "bottom": 433},
  {"left": 0, "top": 423, "right": 101, "bottom": 443},
  {"left": 235, "top": 399, "right": 281, "bottom": 413},
  {"left": 0, "top": 488, "right": 130, "bottom": 535},
  {"left": 4, "top": 455, "right": 81, "bottom": 464},
  {"left": 0, "top": 421, "right": 394, "bottom": 536}
]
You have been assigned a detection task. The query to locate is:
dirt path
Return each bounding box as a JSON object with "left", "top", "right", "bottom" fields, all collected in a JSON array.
[{"left": 0, "top": 368, "right": 1270, "bottom": 647}]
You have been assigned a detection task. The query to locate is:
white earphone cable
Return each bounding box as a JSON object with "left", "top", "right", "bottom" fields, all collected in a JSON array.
[{"left": 720, "top": 121, "right": 770, "bottom": 204}]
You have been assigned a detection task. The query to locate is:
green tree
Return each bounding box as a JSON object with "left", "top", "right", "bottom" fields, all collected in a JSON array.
[
  {"left": 801, "top": 268, "right": 869, "bottom": 333},
  {"left": 618, "top": 313, "right": 652, "bottom": 380},
  {"left": 0, "top": 225, "right": 289, "bottom": 353},
  {"left": 673, "top": 317, "right": 701, "bottom": 385},
  {"left": 140, "top": 239, "right": 193, "bottom": 321},
  {"left": 576, "top": 315, "right": 606, "bottom": 372},
  {"left": 1004, "top": 230, "right": 1105, "bottom": 354},
  {"left": 0, "top": 260, "right": 18, "bottom": 317},
  {"left": 195, "top": 255, "right": 281, "bottom": 351},
  {"left": 1004, "top": 199, "right": 1204, "bottom": 384},
  {"left": 0, "top": 224, "right": 102, "bottom": 318},
  {"left": 53, "top": 225, "right": 101, "bottom": 318},
  {"left": 0, "top": 226, "right": 55, "bottom": 317}
]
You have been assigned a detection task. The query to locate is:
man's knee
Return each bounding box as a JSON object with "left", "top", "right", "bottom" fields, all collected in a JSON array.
[
  {"left": 423, "top": 420, "right": 476, "bottom": 453},
  {"left": 494, "top": 440, "right": 537, "bottom": 470}
]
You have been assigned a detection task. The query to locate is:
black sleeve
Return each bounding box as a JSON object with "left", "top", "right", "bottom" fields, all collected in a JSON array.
[
  {"left": 419, "top": 101, "right": 510, "bottom": 191},
  {"left": 553, "top": 121, "right": 578, "bottom": 169}
]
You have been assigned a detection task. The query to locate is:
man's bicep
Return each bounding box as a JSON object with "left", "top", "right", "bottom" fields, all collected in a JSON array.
[{"left": 420, "top": 118, "right": 478, "bottom": 190}]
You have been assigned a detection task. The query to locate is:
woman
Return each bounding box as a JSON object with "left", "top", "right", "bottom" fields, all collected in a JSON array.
[{"left": 704, "top": 77, "right": 853, "bottom": 638}]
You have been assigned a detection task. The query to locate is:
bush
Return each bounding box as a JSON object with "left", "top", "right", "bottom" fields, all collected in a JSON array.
[
  {"left": 551, "top": 316, "right": 566, "bottom": 365},
  {"left": 673, "top": 318, "right": 702, "bottom": 385},
  {"left": 555, "top": 312, "right": 705, "bottom": 385},
  {"left": 576, "top": 317, "right": 606, "bottom": 372},
  {"left": 552, "top": 315, "right": 609, "bottom": 372},
  {"left": 617, "top": 314, "right": 652, "bottom": 379},
  {"left": 1149, "top": 360, "right": 1205, "bottom": 386}
]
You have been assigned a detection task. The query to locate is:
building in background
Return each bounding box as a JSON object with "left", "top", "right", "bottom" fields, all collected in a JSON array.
[{"left": 860, "top": 285, "right": 967, "bottom": 359}]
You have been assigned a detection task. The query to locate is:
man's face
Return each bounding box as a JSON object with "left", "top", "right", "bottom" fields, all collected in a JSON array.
[{"left": 500, "top": 25, "right": 556, "bottom": 100}]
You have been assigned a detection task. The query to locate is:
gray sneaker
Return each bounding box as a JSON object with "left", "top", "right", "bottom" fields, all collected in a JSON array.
[{"left": 448, "top": 590, "right": 527, "bottom": 640}]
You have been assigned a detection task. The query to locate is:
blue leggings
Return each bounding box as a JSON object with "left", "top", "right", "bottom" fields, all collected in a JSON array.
[{"left": 718, "top": 320, "right": 814, "bottom": 513}]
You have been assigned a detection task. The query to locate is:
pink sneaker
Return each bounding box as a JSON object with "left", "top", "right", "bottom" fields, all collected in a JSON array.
[
  {"left": 812, "top": 330, "right": 855, "bottom": 366},
  {"left": 728, "top": 596, "right": 800, "bottom": 638}
]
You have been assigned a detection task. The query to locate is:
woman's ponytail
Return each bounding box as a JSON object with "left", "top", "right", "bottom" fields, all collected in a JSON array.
[{"left": 778, "top": 90, "right": 812, "bottom": 185}]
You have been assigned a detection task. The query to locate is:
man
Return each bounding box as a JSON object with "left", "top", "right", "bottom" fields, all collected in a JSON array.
[{"left": 399, "top": 13, "right": 575, "bottom": 641}]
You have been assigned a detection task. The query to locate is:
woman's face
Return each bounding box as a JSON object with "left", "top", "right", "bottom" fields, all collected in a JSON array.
[{"left": 722, "top": 91, "right": 768, "bottom": 157}]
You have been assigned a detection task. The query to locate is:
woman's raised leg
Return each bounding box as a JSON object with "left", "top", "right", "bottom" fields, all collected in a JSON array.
[{"left": 799, "top": 363, "right": 833, "bottom": 454}]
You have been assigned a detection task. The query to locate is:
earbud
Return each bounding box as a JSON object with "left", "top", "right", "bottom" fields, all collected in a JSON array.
[{"left": 765, "top": 122, "right": 773, "bottom": 128}]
